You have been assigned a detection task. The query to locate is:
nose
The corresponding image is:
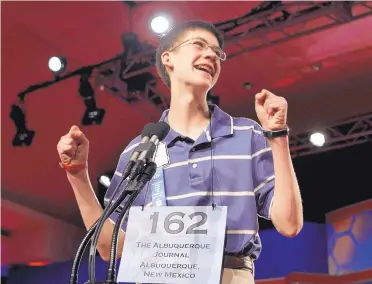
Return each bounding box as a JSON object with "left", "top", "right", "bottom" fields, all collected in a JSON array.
[{"left": 203, "top": 46, "right": 218, "bottom": 60}]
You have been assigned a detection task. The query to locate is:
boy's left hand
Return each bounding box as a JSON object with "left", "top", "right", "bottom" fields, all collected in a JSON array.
[{"left": 255, "top": 89, "right": 288, "bottom": 131}]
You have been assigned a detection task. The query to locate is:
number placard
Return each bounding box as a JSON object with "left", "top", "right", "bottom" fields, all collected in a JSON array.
[{"left": 117, "top": 206, "right": 227, "bottom": 284}]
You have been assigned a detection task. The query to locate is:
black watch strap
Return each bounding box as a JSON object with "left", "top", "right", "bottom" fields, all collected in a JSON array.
[{"left": 263, "top": 128, "right": 289, "bottom": 139}]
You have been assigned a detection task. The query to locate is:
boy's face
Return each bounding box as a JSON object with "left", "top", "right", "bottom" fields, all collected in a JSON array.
[{"left": 162, "top": 28, "right": 223, "bottom": 92}]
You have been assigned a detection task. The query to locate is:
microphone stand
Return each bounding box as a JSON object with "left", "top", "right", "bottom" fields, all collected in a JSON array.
[
  {"left": 69, "top": 178, "right": 130, "bottom": 284},
  {"left": 69, "top": 147, "right": 157, "bottom": 284},
  {"left": 69, "top": 121, "right": 169, "bottom": 284},
  {"left": 81, "top": 161, "right": 156, "bottom": 284},
  {"left": 69, "top": 160, "right": 136, "bottom": 284},
  {"left": 87, "top": 143, "right": 157, "bottom": 284},
  {"left": 106, "top": 161, "right": 157, "bottom": 283}
]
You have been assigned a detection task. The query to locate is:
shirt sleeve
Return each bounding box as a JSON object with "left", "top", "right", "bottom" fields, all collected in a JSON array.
[
  {"left": 103, "top": 136, "right": 141, "bottom": 231},
  {"left": 251, "top": 123, "right": 275, "bottom": 219}
]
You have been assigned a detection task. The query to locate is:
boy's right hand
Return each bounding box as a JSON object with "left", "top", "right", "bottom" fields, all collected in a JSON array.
[{"left": 57, "top": 125, "right": 89, "bottom": 167}]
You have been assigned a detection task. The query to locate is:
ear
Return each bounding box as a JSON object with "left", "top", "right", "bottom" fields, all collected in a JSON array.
[{"left": 161, "top": 51, "right": 174, "bottom": 71}]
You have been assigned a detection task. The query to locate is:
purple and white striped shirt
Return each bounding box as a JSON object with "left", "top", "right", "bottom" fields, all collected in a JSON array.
[{"left": 105, "top": 104, "right": 275, "bottom": 259}]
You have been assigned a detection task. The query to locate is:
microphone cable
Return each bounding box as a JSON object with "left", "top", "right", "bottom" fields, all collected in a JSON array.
[
  {"left": 87, "top": 177, "right": 133, "bottom": 284},
  {"left": 106, "top": 161, "right": 158, "bottom": 282},
  {"left": 70, "top": 172, "right": 130, "bottom": 284}
]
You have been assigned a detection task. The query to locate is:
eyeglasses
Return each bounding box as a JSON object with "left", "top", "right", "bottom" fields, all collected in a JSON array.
[{"left": 168, "top": 37, "right": 227, "bottom": 61}]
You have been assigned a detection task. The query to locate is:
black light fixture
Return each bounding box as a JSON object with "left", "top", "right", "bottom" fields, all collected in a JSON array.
[
  {"left": 79, "top": 71, "right": 105, "bottom": 126},
  {"left": 243, "top": 81, "right": 252, "bottom": 90},
  {"left": 1, "top": 228, "right": 12, "bottom": 237},
  {"left": 9, "top": 104, "right": 35, "bottom": 147}
]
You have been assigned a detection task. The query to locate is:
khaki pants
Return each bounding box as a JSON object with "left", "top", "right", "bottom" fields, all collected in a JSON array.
[{"left": 221, "top": 268, "right": 255, "bottom": 284}]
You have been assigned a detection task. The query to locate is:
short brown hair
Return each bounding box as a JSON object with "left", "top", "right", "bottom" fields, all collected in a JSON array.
[{"left": 155, "top": 20, "right": 224, "bottom": 88}]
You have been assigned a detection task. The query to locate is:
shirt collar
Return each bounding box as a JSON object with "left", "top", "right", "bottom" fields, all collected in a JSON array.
[
  {"left": 159, "top": 104, "right": 234, "bottom": 145},
  {"left": 159, "top": 109, "right": 178, "bottom": 145},
  {"left": 208, "top": 104, "right": 234, "bottom": 139}
]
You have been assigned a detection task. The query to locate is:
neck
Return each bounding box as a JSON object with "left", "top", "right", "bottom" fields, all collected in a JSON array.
[{"left": 167, "top": 84, "right": 211, "bottom": 140}]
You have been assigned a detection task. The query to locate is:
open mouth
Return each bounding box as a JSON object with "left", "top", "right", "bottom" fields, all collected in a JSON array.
[{"left": 194, "top": 65, "right": 214, "bottom": 78}]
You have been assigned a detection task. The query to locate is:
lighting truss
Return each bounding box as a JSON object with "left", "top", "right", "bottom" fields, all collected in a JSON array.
[
  {"left": 93, "top": 54, "right": 170, "bottom": 120},
  {"left": 289, "top": 112, "right": 372, "bottom": 158},
  {"left": 93, "top": 1, "right": 372, "bottom": 117},
  {"left": 218, "top": 1, "right": 372, "bottom": 58},
  {"left": 14, "top": 1, "right": 372, "bottom": 140},
  {"left": 17, "top": 1, "right": 372, "bottom": 105},
  {"left": 108, "top": 1, "right": 372, "bottom": 81}
]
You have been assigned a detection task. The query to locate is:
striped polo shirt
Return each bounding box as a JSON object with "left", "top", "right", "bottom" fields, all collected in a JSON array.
[{"left": 104, "top": 104, "right": 275, "bottom": 259}]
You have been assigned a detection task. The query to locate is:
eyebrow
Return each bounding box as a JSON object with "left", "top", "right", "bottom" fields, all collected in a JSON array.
[{"left": 192, "top": 37, "right": 220, "bottom": 49}]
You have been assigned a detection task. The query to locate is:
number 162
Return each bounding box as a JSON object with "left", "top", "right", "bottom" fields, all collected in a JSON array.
[{"left": 149, "top": 211, "right": 208, "bottom": 235}]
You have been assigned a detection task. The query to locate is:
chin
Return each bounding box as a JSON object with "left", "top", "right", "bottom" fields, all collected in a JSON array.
[
  {"left": 193, "top": 78, "right": 213, "bottom": 89},
  {"left": 183, "top": 76, "right": 214, "bottom": 93}
]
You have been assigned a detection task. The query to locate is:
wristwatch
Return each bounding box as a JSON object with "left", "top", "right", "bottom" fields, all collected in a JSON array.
[{"left": 263, "top": 128, "right": 290, "bottom": 139}]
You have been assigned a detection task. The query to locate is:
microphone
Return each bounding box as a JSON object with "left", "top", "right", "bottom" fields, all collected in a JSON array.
[
  {"left": 128, "top": 123, "right": 156, "bottom": 161},
  {"left": 128, "top": 121, "right": 170, "bottom": 180},
  {"left": 120, "top": 122, "right": 157, "bottom": 180},
  {"left": 138, "top": 121, "right": 169, "bottom": 161}
]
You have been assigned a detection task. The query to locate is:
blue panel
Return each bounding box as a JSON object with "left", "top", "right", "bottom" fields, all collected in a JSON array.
[
  {"left": 1, "top": 264, "right": 9, "bottom": 277},
  {"left": 255, "top": 222, "right": 329, "bottom": 279}
]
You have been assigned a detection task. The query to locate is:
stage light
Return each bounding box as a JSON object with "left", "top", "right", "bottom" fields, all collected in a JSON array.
[
  {"left": 99, "top": 175, "right": 111, "bottom": 188},
  {"left": 97, "top": 173, "right": 113, "bottom": 207},
  {"left": 312, "top": 62, "right": 323, "bottom": 71},
  {"left": 9, "top": 104, "right": 35, "bottom": 147},
  {"left": 79, "top": 72, "right": 105, "bottom": 125},
  {"left": 310, "top": 132, "right": 325, "bottom": 147},
  {"left": 151, "top": 16, "right": 170, "bottom": 34},
  {"left": 48, "top": 56, "right": 67, "bottom": 75},
  {"left": 243, "top": 82, "right": 252, "bottom": 90}
]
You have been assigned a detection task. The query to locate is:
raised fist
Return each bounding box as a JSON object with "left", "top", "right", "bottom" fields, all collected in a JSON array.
[
  {"left": 255, "top": 89, "right": 288, "bottom": 131},
  {"left": 57, "top": 125, "right": 89, "bottom": 167}
]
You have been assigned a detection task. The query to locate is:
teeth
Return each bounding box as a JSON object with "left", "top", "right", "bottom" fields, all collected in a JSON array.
[{"left": 195, "top": 65, "right": 213, "bottom": 76}]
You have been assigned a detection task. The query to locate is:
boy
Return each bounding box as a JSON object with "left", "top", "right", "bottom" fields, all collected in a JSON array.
[{"left": 57, "top": 20, "right": 303, "bottom": 284}]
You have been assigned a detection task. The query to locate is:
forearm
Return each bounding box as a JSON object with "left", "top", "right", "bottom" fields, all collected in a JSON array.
[
  {"left": 268, "top": 136, "right": 303, "bottom": 236},
  {"left": 67, "top": 169, "right": 125, "bottom": 261}
]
